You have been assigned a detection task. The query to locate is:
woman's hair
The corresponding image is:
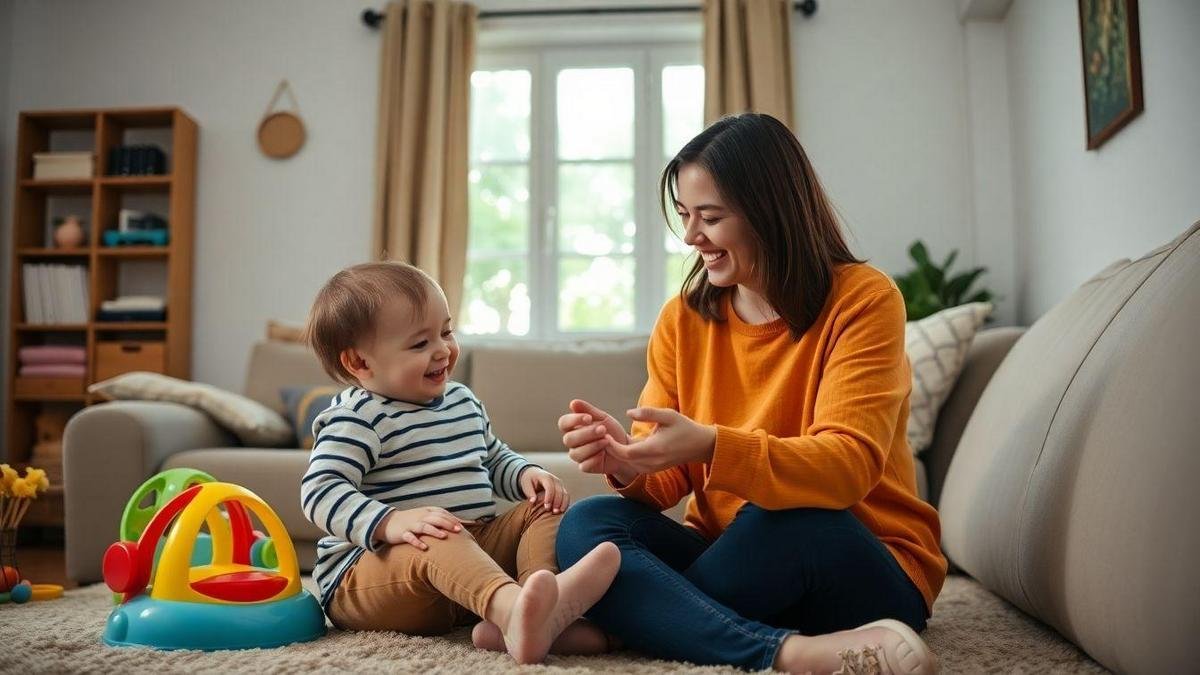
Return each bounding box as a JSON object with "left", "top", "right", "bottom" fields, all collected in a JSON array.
[
  {"left": 660, "top": 113, "right": 864, "bottom": 340},
  {"left": 304, "top": 261, "right": 437, "bottom": 384}
]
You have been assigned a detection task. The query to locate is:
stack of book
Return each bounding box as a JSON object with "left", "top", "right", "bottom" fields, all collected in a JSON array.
[{"left": 21, "top": 264, "right": 89, "bottom": 324}]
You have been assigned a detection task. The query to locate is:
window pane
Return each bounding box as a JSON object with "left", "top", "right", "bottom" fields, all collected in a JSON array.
[
  {"left": 557, "top": 68, "right": 634, "bottom": 160},
  {"left": 665, "top": 251, "right": 694, "bottom": 302},
  {"left": 558, "top": 256, "right": 635, "bottom": 332},
  {"left": 662, "top": 64, "right": 704, "bottom": 158},
  {"left": 460, "top": 257, "right": 530, "bottom": 336},
  {"left": 470, "top": 70, "right": 531, "bottom": 162},
  {"left": 468, "top": 165, "right": 528, "bottom": 255},
  {"left": 558, "top": 163, "right": 634, "bottom": 256}
]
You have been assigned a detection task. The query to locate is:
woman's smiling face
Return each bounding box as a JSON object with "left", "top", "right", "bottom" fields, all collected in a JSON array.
[{"left": 673, "top": 163, "right": 760, "bottom": 290}]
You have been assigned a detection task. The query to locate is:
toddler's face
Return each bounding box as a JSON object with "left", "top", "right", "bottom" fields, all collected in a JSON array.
[{"left": 353, "top": 289, "right": 459, "bottom": 405}]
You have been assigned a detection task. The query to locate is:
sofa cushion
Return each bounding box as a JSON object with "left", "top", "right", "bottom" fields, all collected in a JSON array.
[
  {"left": 939, "top": 221, "right": 1200, "bottom": 673},
  {"left": 922, "top": 326, "right": 1025, "bottom": 507},
  {"left": 280, "top": 385, "right": 341, "bottom": 449},
  {"left": 905, "top": 302, "right": 993, "bottom": 453},
  {"left": 89, "top": 372, "right": 294, "bottom": 446},
  {"left": 467, "top": 338, "right": 648, "bottom": 454},
  {"left": 243, "top": 340, "right": 337, "bottom": 414}
]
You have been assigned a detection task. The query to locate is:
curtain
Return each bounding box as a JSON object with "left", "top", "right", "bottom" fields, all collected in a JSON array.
[
  {"left": 702, "top": 0, "right": 795, "bottom": 128},
  {"left": 373, "top": 0, "right": 477, "bottom": 313}
]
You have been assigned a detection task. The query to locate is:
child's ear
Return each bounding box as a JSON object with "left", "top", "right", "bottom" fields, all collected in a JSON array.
[{"left": 339, "top": 348, "right": 370, "bottom": 379}]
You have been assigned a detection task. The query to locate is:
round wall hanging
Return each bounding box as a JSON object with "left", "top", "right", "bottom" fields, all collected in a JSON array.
[{"left": 257, "top": 79, "right": 306, "bottom": 159}]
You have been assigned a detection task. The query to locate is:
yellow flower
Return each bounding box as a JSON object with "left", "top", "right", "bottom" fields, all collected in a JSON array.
[
  {"left": 24, "top": 467, "right": 49, "bottom": 492},
  {"left": 0, "top": 464, "right": 17, "bottom": 497},
  {"left": 11, "top": 478, "right": 36, "bottom": 498}
]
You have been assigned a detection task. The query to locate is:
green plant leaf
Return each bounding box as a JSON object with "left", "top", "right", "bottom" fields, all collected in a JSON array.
[
  {"left": 909, "top": 241, "right": 931, "bottom": 268},
  {"left": 944, "top": 267, "right": 986, "bottom": 304},
  {"left": 942, "top": 250, "right": 958, "bottom": 272},
  {"left": 966, "top": 289, "right": 994, "bottom": 304}
]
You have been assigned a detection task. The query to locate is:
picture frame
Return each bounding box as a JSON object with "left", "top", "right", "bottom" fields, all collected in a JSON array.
[{"left": 1078, "top": 0, "right": 1144, "bottom": 150}]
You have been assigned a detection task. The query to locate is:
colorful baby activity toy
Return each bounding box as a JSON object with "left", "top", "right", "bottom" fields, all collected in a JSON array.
[{"left": 102, "top": 477, "right": 325, "bottom": 650}]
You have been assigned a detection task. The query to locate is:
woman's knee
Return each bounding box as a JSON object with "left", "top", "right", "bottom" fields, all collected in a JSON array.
[{"left": 556, "top": 495, "right": 639, "bottom": 565}]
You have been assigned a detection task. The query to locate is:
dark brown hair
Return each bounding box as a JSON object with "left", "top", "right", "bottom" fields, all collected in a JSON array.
[
  {"left": 660, "top": 113, "right": 864, "bottom": 340},
  {"left": 304, "top": 261, "right": 436, "bottom": 384}
]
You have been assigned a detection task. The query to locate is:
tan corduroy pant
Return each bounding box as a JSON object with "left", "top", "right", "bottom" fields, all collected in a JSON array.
[{"left": 328, "top": 501, "right": 560, "bottom": 635}]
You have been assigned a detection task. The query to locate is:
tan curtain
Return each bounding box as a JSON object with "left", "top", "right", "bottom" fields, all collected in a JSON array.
[
  {"left": 702, "top": 0, "right": 795, "bottom": 128},
  {"left": 373, "top": 0, "right": 477, "bottom": 313}
]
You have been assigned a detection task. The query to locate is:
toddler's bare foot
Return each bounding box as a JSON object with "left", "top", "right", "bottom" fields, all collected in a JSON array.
[
  {"left": 541, "top": 542, "right": 620, "bottom": 649},
  {"left": 503, "top": 570, "right": 558, "bottom": 664},
  {"left": 774, "top": 619, "right": 938, "bottom": 674},
  {"left": 497, "top": 542, "right": 620, "bottom": 664},
  {"left": 473, "top": 618, "right": 610, "bottom": 655}
]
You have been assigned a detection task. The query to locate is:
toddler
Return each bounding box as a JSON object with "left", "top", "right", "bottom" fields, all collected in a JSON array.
[{"left": 301, "top": 261, "right": 618, "bottom": 663}]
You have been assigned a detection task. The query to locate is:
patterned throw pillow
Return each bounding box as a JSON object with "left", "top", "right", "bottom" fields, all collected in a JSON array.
[
  {"left": 88, "top": 371, "right": 294, "bottom": 447},
  {"left": 280, "top": 385, "right": 342, "bottom": 449},
  {"left": 905, "top": 302, "right": 993, "bottom": 454}
]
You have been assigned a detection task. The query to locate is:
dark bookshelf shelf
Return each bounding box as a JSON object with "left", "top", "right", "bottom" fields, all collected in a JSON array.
[
  {"left": 15, "top": 323, "right": 88, "bottom": 332},
  {"left": 18, "top": 178, "right": 93, "bottom": 194},
  {"left": 17, "top": 247, "right": 90, "bottom": 258},
  {"left": 92, "top": 322, "right": 168, "bottom": 330},
  {"left": 97, "top": 246, "right": 169, "bottom": 258}
]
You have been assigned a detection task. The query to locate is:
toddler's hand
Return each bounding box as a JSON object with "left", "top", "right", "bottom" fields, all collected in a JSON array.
[
  {"left": 376, "top": 506, "right": 466, "bottom": 551},
  {"left": 518, "top": 467, "right": 569, "bottom": 514}
]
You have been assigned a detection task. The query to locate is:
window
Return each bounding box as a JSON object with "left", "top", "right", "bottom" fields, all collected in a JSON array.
[{"left": 462, "top": 46, "right": 703, "bottom": 338}]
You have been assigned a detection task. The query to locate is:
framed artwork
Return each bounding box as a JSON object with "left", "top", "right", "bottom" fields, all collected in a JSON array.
[{"left": 1078, "top": 0, "right": 1143, "bottom": 150}]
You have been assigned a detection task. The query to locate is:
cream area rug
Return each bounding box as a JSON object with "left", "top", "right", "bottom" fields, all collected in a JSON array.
[{"left": 1, "top": 575, "right": 1107, "bottom": 674}]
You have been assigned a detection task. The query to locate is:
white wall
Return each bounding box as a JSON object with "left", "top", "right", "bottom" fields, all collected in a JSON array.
[
  {"left": 793, "top": 1, "right": 1002, "bottom": 320},
  {"left": 0, "top": 0, "right": 987, "bottom": 438},
  {"left": 0, "top": 0, "right": 380, "bottom": 413},
  {"left": 1005, "top": 0, "right": 1200, "bottom": 322}
]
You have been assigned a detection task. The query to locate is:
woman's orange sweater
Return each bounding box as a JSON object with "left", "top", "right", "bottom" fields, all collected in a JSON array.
[{"left": 612, "top": 262, "right": 947, "bottom": 611}]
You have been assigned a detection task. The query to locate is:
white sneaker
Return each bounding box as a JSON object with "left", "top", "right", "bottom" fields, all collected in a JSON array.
[{"left": 831, "top": 619, "right": 938, "bottom": 675}]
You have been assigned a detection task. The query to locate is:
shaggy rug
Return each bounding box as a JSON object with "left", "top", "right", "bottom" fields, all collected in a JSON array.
[{"left": 1, "top": 575, "right": 1108, "bottom": 673}]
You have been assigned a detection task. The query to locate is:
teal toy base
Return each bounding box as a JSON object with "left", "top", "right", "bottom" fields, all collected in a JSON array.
[{"left": 103, "top": 590, "right": 326, "bottom": 650}]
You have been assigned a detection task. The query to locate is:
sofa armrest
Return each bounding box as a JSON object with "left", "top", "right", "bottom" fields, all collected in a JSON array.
[{"left": 63, "top": 400, "right": 237, "bottom": 584}]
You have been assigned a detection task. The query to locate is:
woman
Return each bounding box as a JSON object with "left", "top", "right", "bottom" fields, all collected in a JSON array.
[{"left": 556, "top": 113, "right": 945, "bottom": 674}]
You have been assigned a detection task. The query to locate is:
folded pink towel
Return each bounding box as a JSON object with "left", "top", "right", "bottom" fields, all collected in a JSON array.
[
  {"left": 19, "top": 345, "right": 87, "bottom": 365},
  {"left": 19, "top": 364, "right": 86, "bottom": 377}
]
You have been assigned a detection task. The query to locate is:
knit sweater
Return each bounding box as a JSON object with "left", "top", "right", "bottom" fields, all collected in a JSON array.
[
  {"left": 300, "top": 382, "right": 536, "bottom": 607},
  {"left": 611, "top": 263, "right": 948, "bottom": 611}
]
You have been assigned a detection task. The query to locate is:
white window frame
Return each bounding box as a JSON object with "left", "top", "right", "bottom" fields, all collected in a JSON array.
[{"left": 467, "top": 41, "right": 701, "bottom": 343}]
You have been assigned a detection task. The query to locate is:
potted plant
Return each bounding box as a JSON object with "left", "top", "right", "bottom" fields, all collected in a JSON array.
[{"left": 894, "top": 241, "right": 996, "bottom": 321}]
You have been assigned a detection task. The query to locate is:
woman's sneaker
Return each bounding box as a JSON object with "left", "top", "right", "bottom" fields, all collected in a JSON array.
[{"left": 831, "top": 619, "right": 938, "bottom": 675}]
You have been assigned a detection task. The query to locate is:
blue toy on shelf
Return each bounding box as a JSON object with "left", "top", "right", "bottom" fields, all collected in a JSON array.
[{"left": 103, "top": 229, "right": 170, "bottom": 247}]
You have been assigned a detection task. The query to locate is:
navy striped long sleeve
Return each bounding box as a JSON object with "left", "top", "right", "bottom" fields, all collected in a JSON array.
[{"left": 299, "top": 382, "right": 538, "bottom": 608}]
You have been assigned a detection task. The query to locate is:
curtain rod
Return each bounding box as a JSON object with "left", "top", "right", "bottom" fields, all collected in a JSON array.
[{"left": 362, "top": 1, "right": 817, "bottom": 26}]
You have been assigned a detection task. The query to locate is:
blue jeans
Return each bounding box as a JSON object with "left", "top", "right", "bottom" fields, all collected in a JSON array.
[{"left": 556, "top": 495, "right": 928, "bottom": 670}]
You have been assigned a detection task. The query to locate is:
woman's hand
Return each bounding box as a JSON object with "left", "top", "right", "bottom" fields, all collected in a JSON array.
[
  {"left": 375, "top": 506, "right": 468, "bottom": 551},
  {"left": 603, "top": 407, "right": 717, "bottom": 474},
  {"left": 558, "top": 399, "right": 639, "bottom": 483},
  {"left": 518, "top": 467, "right": 569, "bottom": 514}
]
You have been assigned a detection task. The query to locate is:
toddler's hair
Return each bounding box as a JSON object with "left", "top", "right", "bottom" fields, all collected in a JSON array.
[{"left": 304, "top": 261, "right": 437, "bottom": 384}]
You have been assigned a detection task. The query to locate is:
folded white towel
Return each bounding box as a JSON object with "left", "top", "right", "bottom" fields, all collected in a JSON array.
[{"left": 102, "top": 295, "right": 166, "bottom": 311}]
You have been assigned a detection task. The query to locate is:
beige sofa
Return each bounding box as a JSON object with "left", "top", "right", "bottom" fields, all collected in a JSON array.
[{"left": 64, "top": 222, "right": 1200, "bottom": 673}]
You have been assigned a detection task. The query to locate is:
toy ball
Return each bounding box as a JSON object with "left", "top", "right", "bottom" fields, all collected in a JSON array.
[
  {"left": 0, "top": 565, "right": 19, "bottom": 591},
  {"left": 10, "top": 581, "right": 32, "bottom": 604}
]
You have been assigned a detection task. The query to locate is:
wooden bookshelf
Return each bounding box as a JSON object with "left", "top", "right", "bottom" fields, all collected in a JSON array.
[{"left": 4, "top": 106, "right": 197, "bottom": 527}]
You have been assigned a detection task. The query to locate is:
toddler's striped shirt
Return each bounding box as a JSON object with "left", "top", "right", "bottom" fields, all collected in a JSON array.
[{"left": 300, "top": 381, "right": 536, "bottom": 608}]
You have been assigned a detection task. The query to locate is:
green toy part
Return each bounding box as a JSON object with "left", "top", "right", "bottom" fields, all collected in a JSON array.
[{"left": 120, "top": 468, "right": 216, "bottom": 543}]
